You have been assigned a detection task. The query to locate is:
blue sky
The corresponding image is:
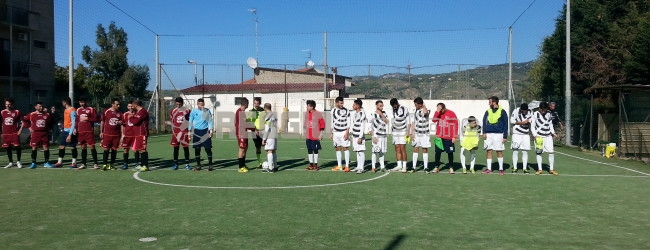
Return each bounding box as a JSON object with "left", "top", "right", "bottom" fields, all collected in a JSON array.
[{"left": 54, "top": 0, "right": 566, "bottom": 90}]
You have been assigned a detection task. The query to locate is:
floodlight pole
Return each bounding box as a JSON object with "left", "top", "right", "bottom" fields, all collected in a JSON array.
[
  {"left": 68, "top": 0, "right": 74, "bottom": 103},
  {"left": 323, "top": 31, "right": 328, "bottom": 108},
  {"left": 188, "top": 60, "right": 198, "bottom": 86},
  {"left": 565, "top": 0, "right": 572, "bottom": 146}
]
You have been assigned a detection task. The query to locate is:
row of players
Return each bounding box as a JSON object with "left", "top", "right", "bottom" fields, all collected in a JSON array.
[
  {"left": 0, "top": 95, "right": 273, "bottom": 172},
  {"left": 302, "top": 96, "right": 559, "bottom": 175},
  {"left": 1, "top": 96, "right": 151, "bottom": 170},
  {"left": 2, "top": 95, "right": 558, "bottom": 175}
]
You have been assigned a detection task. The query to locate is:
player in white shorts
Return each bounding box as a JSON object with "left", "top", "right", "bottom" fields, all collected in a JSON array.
[
  {"left": 482, "top": 96, "right": 509, "bottom": 175},
  {"left": 410, "top": 97, "right": 431, "bottom": 173},
  {"left": 261, "top": 103, "right": 278, "bottom": 173},
  {"left": 370, "top": 100, "right": 389, "bottom": 172},
  {"left": 350, "top": 99, "right": 367, "bottom": 174},
  {"left": 459, "top": 116, "right": 481, "bottom": 174},
  {"left": 531, "top": 101, "right": 559, "bottom": 176},
  {"left": 330, "top": 97, "right": 351, "bottom": 172},
  {"left": 389, "top": 98, "right": 410, "bottom": 172},
  {"left": 510, "top": 103, "right": 532, "bottom": 174}
]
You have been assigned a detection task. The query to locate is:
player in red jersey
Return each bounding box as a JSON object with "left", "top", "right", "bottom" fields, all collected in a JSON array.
[
  {"left": 128, "top": 100, "right": 150, "bottom": 171},
  {"left": 303, "top": 100, "right": 326, "bottom": 170},
  {"left": 120, "top": 102, "right": 136, "bottom": 170},
  {"left": 75, "top": 96, "right": 99, "bottom": 170},
  {"left": 234, "top": 97, "right": 255, "bottom": 172},
  {"left": 169, "top": 97, "right": 191, "bottom": 170},
  {"left": 2, "top": 98, "right": 24, "bottom": 168},
  {"left": 99, "top": 98, "right": 122, "bottom": 170},
  {"left": 23, "top": 102, "right": 52, "bottom": 169}
]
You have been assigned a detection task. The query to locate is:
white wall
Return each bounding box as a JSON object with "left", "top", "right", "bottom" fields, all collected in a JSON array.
[{"left": 182, "top": 93, "right": 510, "bottom": 135}]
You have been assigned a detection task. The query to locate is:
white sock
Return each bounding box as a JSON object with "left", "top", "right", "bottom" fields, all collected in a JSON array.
[
  {"left": 498, "top": 157, "right": 504, "bottom": 170},
  {"left": 72, "top": 158, "right": 76, "bottom": 164},
  {"left": 308, "top": 154, "right": 314, "bottom": 163},
  {"left": 344, "top": 150, "right": 350, "bottom": 167},
  {"left": 379, "top": 153, "right": 385, "bottom": 169},
  {"left": 521, "top": 151, "right": 528, "bottom": 170},
  {"left": 57, "top": 157, "right": 63, "bottom": 163},
  {"left": 396, "top": 161, "right": 402, "bottom": 169},
  {"left": 371, "top": 153, "right": 377, "bottom": 169},
  {"left": 412, "top": 152, "right": 418, "bottom": 169},
  {"left": 549, "top": 154, "right": 554, "bottom": 170},
  {"left": 336, "top": 151, "right": 342, "bottom": 167},
  {"left": 402, "top": 161, "right": 408, "bottom": 169},
  {"left": 314, "top": 153, "right": 319, "bottom": 164},
  {"left": 487, "top": 159, "right": 492, "bottom": 170},
  {"left": 536, "top": 154, "right": 543, "bottom": 170},
  {"left": 460, "top": 149, "right": 466, "bottom": 169},
  {"left": 512, "top": 150, "right": 519, "bottom": 170},
  {"left": 267, "top": 153, "right": 274, "bottom": 170},
  {"left": 357, "top": 151, "right": 365, "bottom": 170},
  {"left": 423, "top": 153, "right": 429, "bottom": 170},
  {"left": 470, "top": 151, "right": 476, "bottom": 170}
]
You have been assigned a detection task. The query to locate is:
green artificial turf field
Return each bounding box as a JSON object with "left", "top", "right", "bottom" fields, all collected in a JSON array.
[{"left": 1, "top": 134, "right": 649, "bottom": 249}]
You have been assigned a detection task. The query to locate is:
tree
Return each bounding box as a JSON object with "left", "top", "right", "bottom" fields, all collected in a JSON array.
[
  {"left": 54, "top": 63, "right": 91, "bottom": 98},
  {"left": 80, "top": 21, "right": 149, "bottom": 106},
  {"left": 532, "top": 0, "right": 650, "bottom": 113}
]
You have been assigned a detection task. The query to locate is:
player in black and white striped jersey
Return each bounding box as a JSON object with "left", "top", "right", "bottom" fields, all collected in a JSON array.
[
  {"left": 389, "top": 98, "right": 410, "bottom": 172},
  {"left": 329, "top": 97, "right": 351, "bottom": 172},
  {"left": 510, "top": 103, "right": 532, "bottom": 174},
  {"left": 531, "top": 101, "right": 559, "bottom": 176},
  {"left": 370, "top": 100, "right": 389, "bottom": 172},
  {"left": 350, "top": 99, "right": 367, "bottom": 174},
  {"left": 410, "top": 97, "right": 431, "bottom": 173}
]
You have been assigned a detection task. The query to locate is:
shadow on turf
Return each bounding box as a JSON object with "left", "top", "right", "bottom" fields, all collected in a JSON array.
[{"left": 383, "top": 234, "right": 406, "bottom": 250}]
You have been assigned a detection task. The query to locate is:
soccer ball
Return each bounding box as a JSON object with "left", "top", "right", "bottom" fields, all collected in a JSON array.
[{"left": 262, "top": 162, "right": 269, "bottom": 170}]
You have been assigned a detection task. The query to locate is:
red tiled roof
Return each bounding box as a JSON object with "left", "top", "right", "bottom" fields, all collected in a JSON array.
[
  {"left": 241, "top": 78, "right": 257, "bottom": 85},
  {"left": 181, "top": 83, "right": 345, "bottom": 94}
]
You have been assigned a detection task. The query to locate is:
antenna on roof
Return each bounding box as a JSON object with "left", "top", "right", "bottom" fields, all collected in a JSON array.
[{"left": 301, "top": 49, "right": 312, "bottom": 68}]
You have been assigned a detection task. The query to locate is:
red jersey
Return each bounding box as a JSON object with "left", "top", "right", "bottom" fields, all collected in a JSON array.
[
  {"left": 76, "top": 106, "right": 97, "bottom": 132},
  {"left": 128, "top": 108, "right": 149, "bottom": 136},
  {"left": 234, "top": 108, "right": 254, "bottom": 139},
  {"left": 304, "top": 110, "right": 325, "bottom": 140},
  {"left": 23, "top": 111, "right": 51, "bottom": 132},
  {"left": 1, "top": 109, "right": 21, "bottom": 134},
  {"left": 432, "top": 109, "right": 459, "bottom": 140},
  {"left": 122, "top": 111, "right": 137, "bottom": 137},
  {"left": 170, "top": 107, "right": 190, "bottom": 133},
  {"left": 101, "top": 108, "right": 123, "bottom": 136}
]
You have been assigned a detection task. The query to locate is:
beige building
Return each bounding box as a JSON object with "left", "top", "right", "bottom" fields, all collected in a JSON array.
[{"left": 0, "top": 0, "right": 54, "bottom": 111}]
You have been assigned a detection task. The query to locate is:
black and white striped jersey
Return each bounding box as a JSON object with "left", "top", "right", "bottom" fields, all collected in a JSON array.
[
  {"left": 330, "top": 107, "right": 350, "bottom": 132},
  {"left": 413, "top": 108, "right": 430, "bottom": 135},
  {"left": 510, "top": 108, "right": 532, "bottom": 135},
  {"left": 532, "top": 110, "right": 554, "bottom": 137},
  {"left": 371, "top": 111, "right": 388, "bottom": 138},
  {"left": 351, "top": 109, "right": 366, "bottom": 138},
  {"left": 391, "top": 105, "right": 409, "bottom": 135},
  {"left": 263, "top": 112, "right": 278, "bottom": 140}
]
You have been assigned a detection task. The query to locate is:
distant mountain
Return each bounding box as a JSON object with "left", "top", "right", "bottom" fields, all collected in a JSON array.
[{"left": 347, "top": 62, "right": 534, "bottom": 100}]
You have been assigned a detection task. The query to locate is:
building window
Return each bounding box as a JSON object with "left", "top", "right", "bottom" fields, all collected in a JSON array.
[
  {"left": 0, "top": 39, "right": 9, "bottom": 76},
  {"left": 33, "top": 40, "right": 47, "bottom": 49},
  {"left": 234, "top": 97, "right": 246, "bottom": 105},
  {"left": 34, "top": 89, "right": 47, "bottom": 102}
]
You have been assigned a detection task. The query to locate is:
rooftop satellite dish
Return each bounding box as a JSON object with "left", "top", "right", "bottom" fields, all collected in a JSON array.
[
  {"left": 247, "top": 57, "right": 258, "bottom": 69},
  {"left": 306, "top": 60, "right": 315, "bottom": 68}
]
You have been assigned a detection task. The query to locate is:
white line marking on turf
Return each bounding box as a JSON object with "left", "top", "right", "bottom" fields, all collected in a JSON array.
[
  {"left": 559, "top": 174, "right": 649, "bottom": 178},
  {"left": 555, "top": 151, "right": 650, "bottom": 176},
  {"left": 132, "top": 171, "right": 390, "bottom": 189}
]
